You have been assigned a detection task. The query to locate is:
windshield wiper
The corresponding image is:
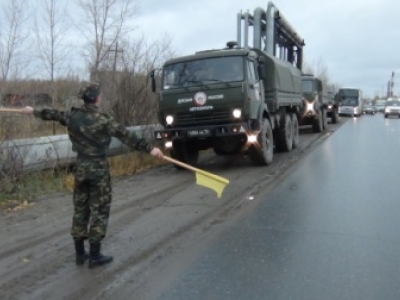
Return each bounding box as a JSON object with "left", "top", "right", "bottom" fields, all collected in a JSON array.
[
  {"left": 203, "top": 78, "right": 232, "bottom": 87},
  {"left": 183, "top": 80, "right": 202, "bottom": 84},
  {"left": 179, "top": 80, "right": 210, "bottom": 90}
]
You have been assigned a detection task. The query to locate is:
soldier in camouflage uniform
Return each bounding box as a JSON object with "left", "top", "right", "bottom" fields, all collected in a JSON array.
[{"left": 21, "top": 82, "right": 164, "bottom": 269}]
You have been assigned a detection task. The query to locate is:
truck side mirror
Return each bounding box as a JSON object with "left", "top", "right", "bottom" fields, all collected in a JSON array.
[
  {"left": 257, "top": 56, "right": 267, "bottom": 80},
  {"left": 258, "top": 63, "right": 267, "bottom": 80},
  {"left": 150, "top": 69, "right": 156, "bottom": 92}
]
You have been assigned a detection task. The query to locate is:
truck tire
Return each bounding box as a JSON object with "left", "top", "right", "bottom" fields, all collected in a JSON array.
[
  {"left": 291, "top": 113, "right": 299, "bottom": 149},
  {"left": 213, "top": 148, "right": 227, "bottom": 156},
  {"left": 331, "top": 108, "right": 339, "bottom": 124},
  {"left": 276, "top": 114, "right": 293, "bottom": 152},
  {"left": 248, "top": 118, "right": 273, "bottom": 165},
  {"left": 171, "top": 140, "right": 199, "bottom": 169},
  {"left": 312, "top": 109, "right": 323, "bottom": 133},
  {"left": 322, "top": 109, "right": 328, "bottom": 130}
]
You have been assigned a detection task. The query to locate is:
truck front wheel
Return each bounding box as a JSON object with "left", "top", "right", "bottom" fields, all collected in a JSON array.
[
  {"left": 331, "top": 108, "right": 339, "bottom": 124},
  {"left": 171, "top": 140, "right": 199, "bottom": 168},
  {"left": 322, "top": 109, "right": 328, "bottom": 130},
  {"left": 312, "top": 109, "right": 324, "bottom": 133},
  {"left": 248, "top": 118, "right": 273, "bottom": 165}
]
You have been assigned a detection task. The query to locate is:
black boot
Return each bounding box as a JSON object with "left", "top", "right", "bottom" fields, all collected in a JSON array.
[
  {"left": 74, "top": 238, "right": 88, "bottom": 266},
  {"left": 88, "top": 242, "right": 113, "bottom": 269}
]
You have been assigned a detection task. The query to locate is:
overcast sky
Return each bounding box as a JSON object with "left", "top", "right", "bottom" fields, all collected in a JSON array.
[{"left": 134, "top": 0, "right": 398, "bottom": 98}]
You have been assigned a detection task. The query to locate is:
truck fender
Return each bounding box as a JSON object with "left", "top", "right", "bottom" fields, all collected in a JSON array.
[{"left": 257, "top": 103, "right": 274, "bottom": 129}]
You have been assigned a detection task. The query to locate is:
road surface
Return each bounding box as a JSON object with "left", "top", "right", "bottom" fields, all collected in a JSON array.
[
  {"left": 151, "top": 114, "right": 400, "bottom": 300},
  {"left": 0, "top": 118, "right": 346, "bottom": 300}
]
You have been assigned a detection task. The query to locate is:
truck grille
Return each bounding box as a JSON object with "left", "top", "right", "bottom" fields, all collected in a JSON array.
[{"left": 176, "top": 110, "right": 231, "bottom": 126}]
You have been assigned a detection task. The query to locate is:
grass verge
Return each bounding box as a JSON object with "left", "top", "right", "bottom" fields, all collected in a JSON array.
[{"left": 0, "top": 152, "right": 167, "bottom": 209}]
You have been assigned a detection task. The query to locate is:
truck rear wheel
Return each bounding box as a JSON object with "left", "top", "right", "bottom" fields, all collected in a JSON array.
[
  {"left": 171, "top": 140, "right": 199, "bottom": 169},
  {"left": 248, "top": 118, "right": 273, "bottom": 165},
  {"left": 291, "top": 113, "right": 299, "bottom": 149},
  {"left": 276, "top": 114, "right": 293, "bottom": 152}
]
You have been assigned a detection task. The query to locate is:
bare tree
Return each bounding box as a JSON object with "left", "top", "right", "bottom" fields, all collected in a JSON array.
[
  {"left": 34, "top": 0, "right": 71, "bottom": 133},
  {"left": 110, "top": 34, "right": 175, "bottom": 126},
  {"left": 303, "top": 58, "right": 328, "bottom": 81},
  {"left": 0, "top": 0, "right": 30, "bottom": 86},
  {"left": 75, "top": 0, "right": 137, "bottom": 79},
  {"left": 34, "top": 0, "right": 71, "bottom": 95}
]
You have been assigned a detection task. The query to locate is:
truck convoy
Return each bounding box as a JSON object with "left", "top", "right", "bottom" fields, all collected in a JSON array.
[
  {"left": 151, "top": 2, "right": 328, "bottom": 167},
  {"left": 301, "top": 74, "right": 339, "bottom": 132}
]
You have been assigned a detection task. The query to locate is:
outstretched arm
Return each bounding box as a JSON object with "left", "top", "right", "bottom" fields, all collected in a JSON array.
[
  {"left": 108, "top": 116, "right": 163, "bottom": 159},
  {"left": 21, "top": 106, "right": 68, "bottom": 126}
]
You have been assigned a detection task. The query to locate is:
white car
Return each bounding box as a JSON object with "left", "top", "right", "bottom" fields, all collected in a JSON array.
[{"left": 384, "top": 100, "right": 400, "bottom": 118}]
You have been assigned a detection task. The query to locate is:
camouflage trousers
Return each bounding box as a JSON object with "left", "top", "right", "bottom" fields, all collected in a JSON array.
[{"left": 71, "top": 158, "right": 112, "bottom": 244}]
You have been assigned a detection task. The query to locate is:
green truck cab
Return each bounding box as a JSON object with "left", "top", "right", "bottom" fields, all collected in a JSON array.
[
  {"left": 300, "top": 74, "right": 339, "bottom": 132},
  {"left": 151, "top": 43, "right": 302, "bottom": 166}
]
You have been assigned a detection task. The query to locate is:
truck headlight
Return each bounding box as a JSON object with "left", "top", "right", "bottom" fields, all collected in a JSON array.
[
  {"left": 166, "top": 115, "right": 174, "bottom": 125},
  {"left": 306, "top": 102, "right": 315, "bottom": 112},
  {"left": 247, "top": 134, "right": 257, "bottom": 143},
  {"left": 232, "top": 109, "right": 242, "bottom": 119}
]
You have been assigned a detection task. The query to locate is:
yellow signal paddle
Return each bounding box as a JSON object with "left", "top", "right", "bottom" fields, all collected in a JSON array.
[{"left": 163, "top": 156, "right": 229, "bottom": 198}]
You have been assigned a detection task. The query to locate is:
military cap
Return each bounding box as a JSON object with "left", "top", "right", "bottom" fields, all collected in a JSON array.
[{"left": 78, "top": 81, "right": 101, "bottom": 103}]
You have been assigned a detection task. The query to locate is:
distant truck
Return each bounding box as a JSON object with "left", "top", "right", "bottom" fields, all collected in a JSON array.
[
  {"left": 151, "top": 2, "right": 305, "bottom": 166},
  {"left": 300, "top": 74, "right": 339, "bottom": 132},
  {"left": 374, "top": 99, "right": 386, "bottom": 112}
]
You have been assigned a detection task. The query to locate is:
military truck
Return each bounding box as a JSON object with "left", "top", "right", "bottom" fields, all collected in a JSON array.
[
  {"left": 300, "top": 74, "right": 339, "bottom": 132},
  {"left": 151, "top": 2, "right": 304, "bottom": 166}
]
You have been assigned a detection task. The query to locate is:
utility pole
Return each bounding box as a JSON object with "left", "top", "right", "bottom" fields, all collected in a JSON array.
[
  {"left": 107, "top": 42, "right": 123, "bottom": 107},
  {"left": 109, "top": 42, "right": 123, "bottom": 79},
  {"left": 391, "top": 71, "right": 395, "bottom": 97},
  {"left": 387, "top": 71, "right": 395, "bottom": 98}
]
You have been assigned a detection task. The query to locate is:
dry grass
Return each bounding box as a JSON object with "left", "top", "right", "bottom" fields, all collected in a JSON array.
[
  {"left": 0, "top": 114, "right": 167, "bottom": 206},
  {"left": 0, "top": 114, "right": 66, "bottom": 140},
  {"left": 63, "top": 152, "right": 167, "bottom": 192},
  {"left": 0, "top": 151, "right": 167, "bottom": 206}
]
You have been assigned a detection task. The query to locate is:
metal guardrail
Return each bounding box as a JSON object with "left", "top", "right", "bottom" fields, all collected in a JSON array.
[{"left": 0, "top": 124, "right": 163, "bottom": 173}]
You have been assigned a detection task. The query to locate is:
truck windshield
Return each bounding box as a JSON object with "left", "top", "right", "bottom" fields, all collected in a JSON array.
[
  {"left": 162, "top": 56, "right": 244, "bottom": 90},
  {"left": 301, "top": 80, "right": 314, "bottom": 93}
]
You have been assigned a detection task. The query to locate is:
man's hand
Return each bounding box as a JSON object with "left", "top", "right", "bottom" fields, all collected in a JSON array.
[
  {"left": 150, "top": 147, "right": 164, "bottom": 159},
  {"left": 21, "top": 106, "right": 34, "bottom": 115}
]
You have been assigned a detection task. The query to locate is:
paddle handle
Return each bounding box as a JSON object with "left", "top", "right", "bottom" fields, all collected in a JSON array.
[
  {"left": 0, "top": 107, "right": 23, "bottom": 113},
  {"left": 163, "top": 156, "right": 199, "bottom": 173}
]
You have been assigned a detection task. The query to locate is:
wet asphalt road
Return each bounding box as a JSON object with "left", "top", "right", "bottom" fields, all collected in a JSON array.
[{"left": 153, "top": 114, "right": 400, "bottom": 300}]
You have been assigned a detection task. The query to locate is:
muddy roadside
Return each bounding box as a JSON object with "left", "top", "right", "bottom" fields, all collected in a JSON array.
[{"left": 0, "top": 119, "right": 346, "bottom": 300}]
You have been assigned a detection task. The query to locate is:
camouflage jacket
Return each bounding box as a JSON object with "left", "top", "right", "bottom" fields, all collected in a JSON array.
[{"left": 33, "top": 104, "right": 154, "bottom": 158}]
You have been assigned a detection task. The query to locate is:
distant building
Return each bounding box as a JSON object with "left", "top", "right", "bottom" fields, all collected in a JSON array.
[{"left": 2, "top": 93, "right": 52, "bottom": 107}]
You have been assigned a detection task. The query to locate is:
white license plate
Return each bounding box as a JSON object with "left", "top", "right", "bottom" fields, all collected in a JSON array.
[{"left": 187, "top": 129, "right": 211, "bottom": 137}]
